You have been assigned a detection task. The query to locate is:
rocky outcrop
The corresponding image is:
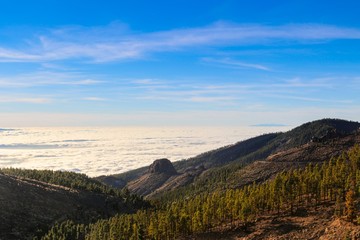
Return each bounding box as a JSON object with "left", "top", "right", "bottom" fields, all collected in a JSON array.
[
  {"left": 127, "top": 159, "right": 179, "bottom": 196},
  {"left": 148, "top": 158, "right": 177, "bottom": 175}
]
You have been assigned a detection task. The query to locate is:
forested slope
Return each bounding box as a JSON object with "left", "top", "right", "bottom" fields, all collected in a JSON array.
[
  {"left": 43, "top": 145, "right": 360, "bottom": 239},
  {"left": 0, "top": 169, "right": 149, "bottom": 240}
]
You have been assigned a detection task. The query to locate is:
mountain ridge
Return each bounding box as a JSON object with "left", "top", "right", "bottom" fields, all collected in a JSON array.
[{"left": 97, "top": 118, "right": 360, "bottom": 198}]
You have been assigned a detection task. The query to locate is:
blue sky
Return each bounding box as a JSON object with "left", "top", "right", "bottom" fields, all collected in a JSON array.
[{"left": 0, "top": 0, "right": 360, "bottom": 126}]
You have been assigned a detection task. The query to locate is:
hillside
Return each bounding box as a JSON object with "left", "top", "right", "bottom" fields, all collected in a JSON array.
[
  {"left": 98, "top": 119, "right": 360, "bottom": 198},
  {"left": 0, "top": 169, "right": 149, "bottom": 240},
  {"left": 43, "top": 144, "right": 360, "bottom": 239}
]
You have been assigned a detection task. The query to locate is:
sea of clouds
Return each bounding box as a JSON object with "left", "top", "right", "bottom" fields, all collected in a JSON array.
[{"left": 0, "top": 126, "right": 291, "bottom": 177}]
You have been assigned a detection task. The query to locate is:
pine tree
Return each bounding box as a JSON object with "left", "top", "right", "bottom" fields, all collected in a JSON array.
[{"left": 345, "top": 189, "right": 356, "bottom": 222}]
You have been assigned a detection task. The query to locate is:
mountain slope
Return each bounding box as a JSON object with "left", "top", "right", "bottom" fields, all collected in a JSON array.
[
  {"left": 44, "top": 145, "right": 360, "bottom": 239},
  {"left": 229, "top": 130, "right": 360, "bottom": 188},
  {"left": 0, "top": 170, "right": 148, "bottom": 240},
  {"left": 98, "top": 119, "right": 360, "bottom": 198}
]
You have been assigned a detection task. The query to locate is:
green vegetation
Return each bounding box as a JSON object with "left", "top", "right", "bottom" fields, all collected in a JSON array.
[
  {"left": 42, "top": 146, "right": 360, "bottom": 240},
  {"left": 0, "top": 168, "right": 151, "bottom": 239},
  {"left": 0, "top": 168, "right": 146, "bottom": 206},
  {"left": 0, "top": 168, "right": 150, "bottom": 212},
  {"left": 1, "top": 168, "right": 112, "bottom": 193}
]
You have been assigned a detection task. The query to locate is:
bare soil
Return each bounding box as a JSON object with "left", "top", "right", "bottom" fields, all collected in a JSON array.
[{"left": 192, "top": 204, "right": 360, "bottom": 240}]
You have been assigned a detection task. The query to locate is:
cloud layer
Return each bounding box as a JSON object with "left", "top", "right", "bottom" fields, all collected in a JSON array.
[
  {"left": 1, "top": 22, "right": 360, "bottom": 62},
  {"left": 0, "top": 126, "right": 290, "bottom": 176}
]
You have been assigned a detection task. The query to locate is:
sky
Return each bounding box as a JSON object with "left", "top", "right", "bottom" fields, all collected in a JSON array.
[{"left": 0, "top": 0, "right": 360, "bottom": 127}]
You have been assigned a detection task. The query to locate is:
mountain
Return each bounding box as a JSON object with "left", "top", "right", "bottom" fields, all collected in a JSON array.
[
  {"left": 0, "top": 169, "right": 149, "bottom": 240},
  {"left": 46, "top": 141, "right": 360, "bottom": 240},
  {"left": 98, "top": 119, "right": 360, "bottom": 198}
]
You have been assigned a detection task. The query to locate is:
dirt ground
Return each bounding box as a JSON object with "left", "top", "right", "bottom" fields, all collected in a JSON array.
[{"left": 192, "top": 203, "right": 360, "bottom": 240}]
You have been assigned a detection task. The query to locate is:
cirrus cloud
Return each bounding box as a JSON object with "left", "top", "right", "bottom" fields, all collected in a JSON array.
[{"left": 0, "top": 22, "right": 360, "bottom": 62}]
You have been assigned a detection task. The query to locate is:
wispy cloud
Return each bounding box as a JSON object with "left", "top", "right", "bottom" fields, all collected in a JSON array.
[
  {"left": 132, "top": 77, "right": 350, "bottom": 107},
  {"left": 71, "top": 79, "right": 103, "bottom": 85},
  {"left": 201, "top": 57, "right": 271, "bottom": 71},
  {"left": 131, "top": 79, "right": 164, "bottom": 85},
  {"left": 0, "top": 71, "right": 104, "bottom": 88},
  {"left": 82, "top": 97, "right": 107, "bottom": 101},
  {"left": 1, "top": 22, "right": 360, "bottom": 62},
  {"left": 189, "top": 96, "right": 238, "bottom": 103},
  {"left": 262, "top": 93, "right": 352, "bottom": 104},
  {"left": 0, "top": 97, "right": 51, "bottom": 104},
  {"left": 272, "top": 78, "right": 334, "bottom": 88}
]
